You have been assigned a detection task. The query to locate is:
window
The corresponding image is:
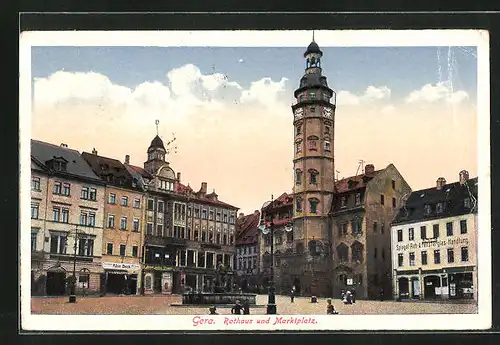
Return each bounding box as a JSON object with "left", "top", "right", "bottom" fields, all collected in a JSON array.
[
  {"left": 133, "top": 218, "right": 140, "bottom": 232},
  {"left": 460, "top": 220, "right": 467, "bottom": 234},
  {"left": 106, "top": 243, "right": 113, "bottom": 255},
  {"left": 391, "top": 180, "right": 396, "bottom": 190},
  {"left": 78, "top": 238, "right": 94, "bottom": 257},
  {"left": 374, "top": 247, "right": 378, "bottom": 258},
  {"left": 31, "top": 177, "right": 41, "bottom": 191},
  {"left": 121, "top": 196, "right": 128, "bottom": 207},
  {"left": 446, "top": 222, "right": 453, "bottom": 236},
  {"left": 409, "top": 252, "right": 415, "bottom": 266},
  {"left": 118, "top": 217, "right": 126, "bottom": 230},
  {"left": 351, "top": 218, "right": 363, "bottom": 234},
  {"left": 133, "top": 198, "right": 141, "bottom": 208},
  {"left": 397, "top": 229, "right": 403, "bottom": 242},
  {"left": 89, "top": 188, "right": 97, "bottom": 201},
  {"left": 420, "top": 226, "right": 427, "bottom": 239},
  {"left": 53, "top": 181, "right": 62, "bottom": 194},
  {"left": 209, "top": 232, "right": 214, "bottom": 243},
  {"left": 194, "top": 229, "right": 199, "bottom": 241},
  {"left": 381, "top": 224, "right": 385, "bottom": 234},
  {"left": 109, "top": 193, "right": 116, "bottom": 204},
  {"left": 447, "top": 248, "right": 454, "bottom": 263},
  {"left": 202, "top": 209, "right": 207, "bottom": 220},
  {"left": 310, "top": 106, "right": 316, "bottom": 112},
  {"left": 295, "top": 197, "right": 302, "bottom": 212},
  {"left": 61, "top": 208, "right": 69, "bottom": 223},
  {"left": 187, "top": 227, "right": 191, "bottom": 240},
  {"left": 81, "top": 187, "right": 89, "bottom": 199},
  {"left": 147, "top": 223, "right": 153, "bottom": 235},
  {"left": 230, "top": 235, "right": 234, "bottom": 245},
  {"left": 31, "top": 203, "right": 39, "bottom": 219},
  {"left": 295, "top": 141, "right": 302, "bottom": 154},
  {"left": 158, "top": 201, "right": 164, "bottom": 213},
  {"left": 309, "top": 198, "right": 319, "bottom": 213},
  {"left": 355, "top": 193, "right": 361, "bottom": 205},
  {"left": 398, "top": 253, "right": 403, "bottom": 267},
  {"left": 195, "top": 208, "right": 200, "bottom": 218},
  {"left": 209, "top": 210, "right": 214, "bottom": 220},
  {"left": 157, "top": 224, "right": 163, "bottom": 237},
  {"left": 421, "top": 251, "right": 428, "bottom": 265},
  {"left": 324, "top": 140, "right": 331, "bottom": 152},
  {"left": 380, "top": 194, "right": 385, "bottom": 205},
  {"left": 339, "top": 196, "right": 347, "bottom": 208},
  {"left": 461, "top": 246, "right": 469, "bottom": 262},
  {"left": 31, "top": 232, "right": 37, "bottom": 251},
  {"left": 464, "top": 198, "right": 471, "bottom": 208},
  {"left": 52, "top": 207, "right": 60, "bottom": 222},
  {"left": 80, "top": 212, "right": 88, "bottom": 226},
  {"left": 409, "top": 227, "right": 414, "bottom": 241},
  {"left": 108, "top": 214, "right": 115, "bottom": 228},
  {"left": 120, "top": 244, "right": 126, "bottom": 256},
  {"left": 434, "top": 250, "right": 440, "bottom": 264},
  {"left": 373, "top": 221, "right": 378, "bottom": 233},
  {"left": 295, "top": 169, "right": 302, "bottom": 185},
  {"left": 223, "top": 214, "right": 228, "bottom": 223},
  {"left": 436, "top": 202, "right": 444, "bottom": 214},
  {"left": 309, "top": 170, "right": 318, "bottom": 184},
  {"left": 50, "top": 234, "right": 67, "bottom": 254},
  {"left": 147, "top": 199, "right": 154, "bottom": 210},
  {"left": 392, "top": 197, "right": 396, "bottom": 208},
  {"left": 424, "top": 204, "right": 432, "bottom": 215},
  {"left": 296, "top": 125, "right": 301, "bottom": 136},
  {"left": 62, "top": 183, "right": 70, "bottom": 196},
  {"left": 216, "top": 211, "right": 221, "bottom": 221},
  {"left": 201, "top": 231, "right": 207, "bottom": 242},
  {"left": 89, "top": 213, "right": 96, "bottom": 227},
  {"left": 433, "top": 224, "right": 439, "bottom": 238}
]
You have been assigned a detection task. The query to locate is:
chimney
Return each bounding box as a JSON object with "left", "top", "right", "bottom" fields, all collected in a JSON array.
[
  {"left": 459, "top": 170, "right": 469, "bottom": 185},
  {"left": 125, "top": 155, "right": 130, "bottom": 164},
  {"left": 254, "top": 210, "right": 260, "bottom": 214},
  {"left": 92, "top": 148, "right": 98, "bottom": 155},
  {"left": 177, "top": 172, "right": 181, "bottom": 182},
  {"left": 238, "top": 213, "right": 245, "bottom": 218},
  {"left": 365, "top": 164, "right": 375, "bottom": 175},
  {"left": 436, "top": 177, "right": 447, "bottom": 190},
  {"left": 60, "top": 143, "right": 68, "bottom": 148},
  {"left": 200, "top": 182, "right": 207, "bottom": 195}
]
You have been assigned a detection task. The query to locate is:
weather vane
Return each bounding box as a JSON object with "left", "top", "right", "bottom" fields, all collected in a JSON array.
[{"left": 155, "top": 119, "right": 159, "bottom": 136}]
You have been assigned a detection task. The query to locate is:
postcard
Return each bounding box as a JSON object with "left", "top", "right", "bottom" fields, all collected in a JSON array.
[{"left": 19, "top": 29, "right": 491, "bottom": 331}]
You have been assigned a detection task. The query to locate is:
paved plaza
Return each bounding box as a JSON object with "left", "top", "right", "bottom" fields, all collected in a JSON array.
[{"left": 31, "top": 294, "right": 477, "bottom": 315}]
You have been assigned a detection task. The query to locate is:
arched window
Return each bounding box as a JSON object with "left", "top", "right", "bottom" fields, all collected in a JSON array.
[
  {"left": 307, "top": 135, "right": 319, "bottom": 151},
  {"left": 351, "top": 241, "right": 364, "bottom": 263},
  {"left": 308, "top": 198, "right": 319, "bottom": 213},
  {"left": 295, "top": 197, "right": 303, "bottom": 213},
  {"left": 145, "top": 275, "right": 152, "bottom": 290},
  {"left": 308, "top": 169, "right": 319, "bottom": 185},
  {"left": 295, "top": 169, "right": 302, "bottom": 185},
  {"left": 337, "top": 243, "right": 349, "bottom": 262},
  {"left": 295, "top": 140, "right": 302, "bottom": 154}
]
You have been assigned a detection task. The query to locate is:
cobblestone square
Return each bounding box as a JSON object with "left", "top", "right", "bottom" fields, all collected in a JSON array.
[{"left": 31, "top": 294, "right": 477, "bottom": 316}]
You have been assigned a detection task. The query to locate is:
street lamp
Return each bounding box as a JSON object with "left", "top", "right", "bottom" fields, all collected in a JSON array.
[
  {"left": 258, "top": 198, "right": 293, "bottom": 315},
  {"left": 69, "top": 226, "right": 79, "bottom": 303}
]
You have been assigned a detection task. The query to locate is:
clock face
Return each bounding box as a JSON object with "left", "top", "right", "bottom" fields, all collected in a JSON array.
[
  {"left": 294, "top": 107, "right": 304, "bottom": 119},
  {"left": 323, "top": 107, "right": 333, "bottom": 118}
]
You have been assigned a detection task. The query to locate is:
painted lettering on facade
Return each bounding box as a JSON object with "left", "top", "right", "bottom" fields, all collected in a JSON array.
[{"left": 396, "top": 237, "right": 469, "bottom": 252}]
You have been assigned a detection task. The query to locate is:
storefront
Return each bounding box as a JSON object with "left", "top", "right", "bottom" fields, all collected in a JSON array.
[
  {"left": 102, "top": 262, "right": 141, "bottom": 295},
  {"left": 143, "top": 266, "right": 177, "bottom": 294}
]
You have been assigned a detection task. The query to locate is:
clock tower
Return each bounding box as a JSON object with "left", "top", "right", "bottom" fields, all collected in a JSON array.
[{"left": 291, "top": 38, "right": 336, "bottom": 295}]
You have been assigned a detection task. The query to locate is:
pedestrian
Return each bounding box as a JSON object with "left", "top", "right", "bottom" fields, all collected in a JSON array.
[
  {"left": 340, "top": 289, "right": 345, "bottom": 301},
  {"left": 231, "top": 300, "right": 242, "bottom": 314},
  {"left": 379, "top": 288, "right": 384, "bottom": 301},
  {"left": 242, "top": 299, "right": 250, "bottom": 315},
  {"left": 343, "top": 290, "right": 352, "bottom": 304},
  {"left": 326, "top": 299, "right": 339, "bottom": 314},
  {"left": 290, "top": 286, "right": 296, "bottom": 303},
  {"left": 209, "top": 306, "right": 218, "bottom": 315},
  {"left": 351, "top": 289, "right": 356, "bottom": 304}
]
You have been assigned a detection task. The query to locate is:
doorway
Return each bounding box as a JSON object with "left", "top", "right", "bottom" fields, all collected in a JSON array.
[
  {"left": 398, "top": 277, "right": 409, "bottom": 299},
  {"left": 153, "top": 272, "right": 162, "bottom": 293},
  {"left": 293, "top": 277, "right": 301, "bottom": 295},
  {"left": 424, "top": 275, "right": 441, "bottom": 299},
  {"left": 46, "top": 271, "right": 66, "bottom": 296}
]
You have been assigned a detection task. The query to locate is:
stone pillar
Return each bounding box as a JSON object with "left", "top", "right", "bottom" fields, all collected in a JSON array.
[{"left": 419, "top": 268, "right": 424, "bottom": 300}]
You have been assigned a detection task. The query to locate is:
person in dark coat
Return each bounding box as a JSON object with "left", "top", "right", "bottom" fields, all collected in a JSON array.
[
  {"left": 290, "top": 286, "right": 296, "bottom": 303},
  {"left": 351, "top": 289, "right": 356, "bottom": 303},
  {"left": 209, "top": 306, "right": 218, "bottom": 315},
  {"left": 326, "top": 299, "right": 339, "bottom": 314},
  {"left": 379, "top": 288, "right": 384, "bottom": 301},
  {"left": 231, "top": 300, "right": 242, "bottom": 314},
  {"left": 242, "top": 299, "right": 250, "bottom": 315}
]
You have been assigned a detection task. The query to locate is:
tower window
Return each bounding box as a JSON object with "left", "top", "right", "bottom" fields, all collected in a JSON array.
[
  {"left": 308, "top": 92, "right": 316, "bottom": 100},
  {"left": 310, "top": 106, "right": 316, "bottom": 113},
  {"left": 309, "top": 169, "right": 318, "bottom": 185},
  {"left": 296, "top": 125, "right": 301, "bottom": 136},
  {"left": 324, "top": 140, "right": 331, "bottom": 152},
  {"left": 295, "top": 140, "right": 302, "bottom": 154},
  {"left": 295, "top": 169, "right": 302, "bottom": 185},
  {"left": 325, "top": 126, "right": 330, "bottom": 133},
  {"left": 308, "top": 198, "right": 319, "bottom": 213},
  {"left": 295, "top": 197, "right": 303, "bottom": 213}
]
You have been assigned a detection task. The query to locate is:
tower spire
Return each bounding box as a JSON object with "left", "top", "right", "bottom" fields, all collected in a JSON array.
[
  {"left": 312, "top": 30, "right": 315, "bottom": 42},
  {"left": 155, "top": 119, "right": 159, "bottom": 136}
]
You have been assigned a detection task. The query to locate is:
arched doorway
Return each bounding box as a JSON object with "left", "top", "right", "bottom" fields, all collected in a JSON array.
[
  {"left": 293, "top": 277, "right": 301, "bottom": 295},
  {"left": 46, "top": 266, "right": 67, "bottom": 296},
  {"left": 424, "top": 275, "right": 441, "bottom": 299},
  {"left": 398, "top": 277, "right": 409, "bottom": 299}
]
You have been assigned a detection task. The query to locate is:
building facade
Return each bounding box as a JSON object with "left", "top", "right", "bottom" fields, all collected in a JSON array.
[
  {"left": 234, "top": 211, "right": 261, "bottom": 292},
  {"left": 391, "top": 171, "right": 478, "bottom": 301},
  {"left": 82, "top": 151, "right": 145, "bottom": 295},
  {"left": 31, "top": 140, "right": 106, "bottom": 296}
]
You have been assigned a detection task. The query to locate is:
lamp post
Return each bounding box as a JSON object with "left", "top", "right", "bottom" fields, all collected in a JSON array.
[
  {"left": 69, "top": 226, "right": 79, "bottom": 303},
  {"left": 258, "top": 197, "right": 293, "bottom": 315}
]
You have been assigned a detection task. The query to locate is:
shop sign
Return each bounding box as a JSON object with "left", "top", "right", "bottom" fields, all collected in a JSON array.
[
  {"left": 396, "top": 237, "right": 469, "bottom": 252},
  {"left": 102, "top": 262, "right": 141, "bottom": 271},
  {"left": 347, "top": 278, "right": 353, "bottom": 286}
]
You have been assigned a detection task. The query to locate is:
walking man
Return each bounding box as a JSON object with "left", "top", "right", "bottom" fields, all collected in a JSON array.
[{"left": 290, "top": 286, "right": 296, "bottom": 303}]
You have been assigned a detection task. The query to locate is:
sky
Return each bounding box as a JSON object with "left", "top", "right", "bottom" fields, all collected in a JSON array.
[{"left": 30, "top": 39, "right": 479, "bottom": 215}]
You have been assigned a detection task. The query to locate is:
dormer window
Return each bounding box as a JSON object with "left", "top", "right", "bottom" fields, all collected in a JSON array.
[
  {"left": 424, "top": 204, "right": 432, "bottom": 216},
  {"left": 355, "top": 193, "right": 361, "bottom": 205},
  {"left": 436, "top": 202, "right": 444, "bottom": 214},
  {"left": 464, "top": 197, "right": 471, "bottom": 208},
  {"left": 46, "top": 157, "right": 68, "bottom": 172}
]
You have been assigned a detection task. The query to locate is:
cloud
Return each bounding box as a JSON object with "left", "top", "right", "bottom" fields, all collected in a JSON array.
[
  {"left": 405, "top": 82, "right": 469, "bottom": 104},
  {"left": 240, "top": 77, "right": 288, "bottom": 105},
  {"left": 381, "top": 104, "right": 396, "bottom": 114},
  {"left": 337, "top": 86, "right": 391, "bottom": 106}
]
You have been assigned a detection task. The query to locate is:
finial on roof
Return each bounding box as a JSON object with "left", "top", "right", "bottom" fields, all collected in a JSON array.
[
  {"left": 312, "top": 30, "right": 315, "bottom": 42},
  {"left": 155, "top": 119, "right": 159, "bottom": 136}
]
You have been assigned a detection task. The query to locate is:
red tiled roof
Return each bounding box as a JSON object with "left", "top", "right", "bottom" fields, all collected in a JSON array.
[
  {"left": 264, "top": 192, "right": 293, "bottom": 211},
  {"left": 176, "top": 182, "right": 238, "bottom": 210},
  {"left": 334, "top": 170, "right": 382, "bottom": 194},
  {"left": 126, "top": 164, "right": 153, "bottom": 179},
  {"left": 236, "top": 212, "right": 260, "bottom": 245}
]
